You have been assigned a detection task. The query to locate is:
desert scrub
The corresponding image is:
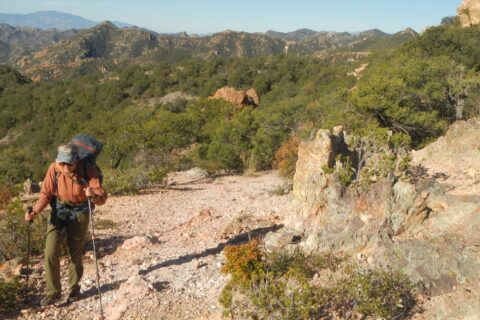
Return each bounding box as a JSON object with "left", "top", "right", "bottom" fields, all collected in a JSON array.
[
  {"left": 94, "top": 218, "right": 118, "bottom": 230},
  {"left": 103, "top": 166, "right": 167, "bottom": 195},
  {"left": 221, "top": 238, "right": 264, "bottom": 283},
  {"left": 336, "top": 155, "right": 356, "bottom": 189},
  {"left": 274, "top": 136, "right": 299, "bottom": 179},
  {"left": 220, "top": 240, "right": 419, "bottom": 319},
  {"left": 0, "top": 183, "right": 14, "bottom": 210},
  {"left": 0, "top": 198, "right": 47, "bottom": 261},
  {"left": 0, "top": 276, "right": 21, "bottom": 310},
  {"left": 335, "top": 269, "right": 418, "bottom": 319}
]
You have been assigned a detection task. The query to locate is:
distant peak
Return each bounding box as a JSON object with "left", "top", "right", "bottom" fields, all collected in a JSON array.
[
  {"left": 293, "top": 28, "right": 317, "bottom": 32},
  {"left": 175, "top": 31, "right": 189, "bottom": 37},
  {"left": 31, "top": 10, "right": 66, "bottom": 14},
  {"left": 400, "top": 28, "right": 418, "bottom": 35},
  {"left": 358, "top": 28, "right": 388, "bottom": 37},
  {"left": 220, "top": 29, "right": 236, "bottom": 34},
  {"left": 95, "top": 21, "right": 117, "bottom": 29}
]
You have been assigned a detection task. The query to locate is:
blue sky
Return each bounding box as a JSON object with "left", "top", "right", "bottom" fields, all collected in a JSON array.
[{"left": 0, "top": 0, "right": 462, "bottom": 34}]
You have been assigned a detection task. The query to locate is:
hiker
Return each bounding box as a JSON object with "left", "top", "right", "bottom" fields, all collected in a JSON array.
[{"left": 24, "top": 142, "right": 107, "bottom": 306}]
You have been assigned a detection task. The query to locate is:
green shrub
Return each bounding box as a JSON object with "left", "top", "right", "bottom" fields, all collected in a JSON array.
[
  {"left": 221, "top": 238, "right": 264, "bottom": 283},
  {"left": 102, "top": 166, "right": 167, "bottom": 195},
  {"left": 336, "top": 155, "right": 356, "bottom": 189},
  {"left": 266, "top": 249, "right": 342, "bottom": 279},
  {"left": 337, "top": 269, "right": 418, "bottom": 319},
  {"left": 220, "top": 241, "right": 419, "bottom": 319},
  {"left": 0, "top": 198, "right": 46, "bottom": 262},
  {"left": 0, "top": 276, "right": 21, "bottom": 310}
]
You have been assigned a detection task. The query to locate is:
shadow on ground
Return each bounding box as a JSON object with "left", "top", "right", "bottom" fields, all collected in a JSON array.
[
  {"left": 139, "top": 224, "right": 284, "bottom": 276},
  {"left": 84, "top": 235, "right": 127, "bottom": 259},
  {"left": 58, "top": 279, "right": 126, "bottom": 307}
]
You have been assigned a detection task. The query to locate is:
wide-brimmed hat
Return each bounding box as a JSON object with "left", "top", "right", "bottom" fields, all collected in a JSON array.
[{"left": 56, "top": 143, "right": 79, "bottom": 164}]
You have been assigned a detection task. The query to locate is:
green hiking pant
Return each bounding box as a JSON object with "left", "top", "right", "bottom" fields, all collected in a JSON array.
[{"left": 44, "top": 210, "right": 90, "bottom": 297}]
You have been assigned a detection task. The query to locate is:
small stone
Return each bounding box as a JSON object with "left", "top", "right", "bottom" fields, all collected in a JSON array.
[
  {"left": 356, "top": 253, "right": 366, "bottom": 261},
  {"left": 194, "top": 259, "right": 207, "bottom": 269},
  {"left": 13, "top": 263, "right": 24, "bottom": 276},
  {"left": 333, "top": 125, "right": 343, "bottom": 135}
]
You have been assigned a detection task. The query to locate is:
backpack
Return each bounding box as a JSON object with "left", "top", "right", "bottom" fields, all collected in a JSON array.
[
  {"left": 70, "top": 133, "right": 104, "bottom": 184},
  {"left": 50, "top": 134, "right": 104, "bottom": 222}
]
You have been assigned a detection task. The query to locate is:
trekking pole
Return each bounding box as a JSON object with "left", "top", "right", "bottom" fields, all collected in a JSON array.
[
  {"left": 25, "top": 206, "right": 33, "bottom": 302},
  {"left": 87, "top": 197, "right": 104, "bottom": 319}
]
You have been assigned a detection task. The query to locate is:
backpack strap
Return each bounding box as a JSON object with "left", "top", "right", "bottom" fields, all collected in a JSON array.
[
  {"left": 83, "top": 160, "right": 89, "bottom": 185},
  {"left": 81, "top": 159, "right": 103, "bottom": 185},
  {"left": 53, "top": 168, "right": 61, "bottom": 197},
  {"left": 53, "top": 163, "right": 88, "bottom": 197}
]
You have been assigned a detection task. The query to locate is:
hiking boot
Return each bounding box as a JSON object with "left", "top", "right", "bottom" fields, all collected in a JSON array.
[
  {"left": 66, "top": 286, "right": 81, "bottom": 303},
  {"left": 39, "top": 293, "right": 61, "bottom": 307}
]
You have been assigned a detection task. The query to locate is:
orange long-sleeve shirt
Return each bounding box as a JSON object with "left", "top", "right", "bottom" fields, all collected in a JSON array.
[{"left": 34, "top": 162, "right": 107, "bottom": 214}]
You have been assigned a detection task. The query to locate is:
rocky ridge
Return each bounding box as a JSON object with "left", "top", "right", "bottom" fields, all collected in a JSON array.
[
  {"left": 0, "top": 23, "right": 417, "bottom": 80},
  {"left": 266, "top": 119, "right": 480, "bottom": 319},
  {"left": 0, "top": 24, "right": 80, "bottom": 65}
]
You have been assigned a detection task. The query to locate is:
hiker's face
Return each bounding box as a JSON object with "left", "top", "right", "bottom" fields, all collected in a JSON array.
[{"left": 59, "top": 162, "right": 76, "bottom": 173}]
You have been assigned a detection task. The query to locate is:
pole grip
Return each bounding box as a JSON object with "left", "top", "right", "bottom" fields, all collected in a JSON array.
[{"left": 27, "top": 206, "right": 33, "bottom": 224}]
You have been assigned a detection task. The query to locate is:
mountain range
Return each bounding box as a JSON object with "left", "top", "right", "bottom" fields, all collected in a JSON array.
[
  {"left": 0, "top": 11, "right": 132, "bottom": 30},
  {"left": 0, "top": 11, "right": 418, "bottom": 80}
]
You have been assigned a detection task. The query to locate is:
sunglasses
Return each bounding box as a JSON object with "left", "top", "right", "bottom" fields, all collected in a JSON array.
[{"left": 58, "top": 162, "right": 76, "bottom": 167}]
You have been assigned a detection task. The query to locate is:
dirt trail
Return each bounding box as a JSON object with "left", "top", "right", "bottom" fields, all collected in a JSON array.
[{"left": 15, "top": 170, "right": 293, "bottom": 320}]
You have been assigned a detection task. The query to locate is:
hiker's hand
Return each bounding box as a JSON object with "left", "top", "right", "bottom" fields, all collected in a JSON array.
[
  {"left": 84, "top": 187, "right": 92, "bottom": 197},
  {"left": 25, "top": 210, "right": 35, "bottom": 222}
]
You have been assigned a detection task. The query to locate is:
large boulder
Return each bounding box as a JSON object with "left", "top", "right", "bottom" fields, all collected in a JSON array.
[
  {"left": 458, "top": 0, "right": 480, "bottom": 27},
  {"left": 287, "top": 127, "right": 347, "bottom": 232},
  {"left": 208, "top": 86, "right": 259, "bottom": 108}
]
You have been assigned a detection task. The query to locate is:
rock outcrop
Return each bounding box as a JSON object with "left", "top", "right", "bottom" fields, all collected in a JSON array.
[
  {"left": 209, "top": 86, "right": 259, "bottom": 108},
  {"left": 267, "top": 120, "right": 480, "bottom": 319},
  {"left": 412, "top": 118, "right": 480, "bottom": 195},
  {"left": 22, "top": 178, "right": 40, "bottom": 195},
  {"left": 458, "top": 0, "right": 480, "bottom": 27}
]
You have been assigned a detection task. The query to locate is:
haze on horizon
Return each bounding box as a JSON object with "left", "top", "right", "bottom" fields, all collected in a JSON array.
[{"left": 0, "top": 0, "right": 461, "bottom": 34}]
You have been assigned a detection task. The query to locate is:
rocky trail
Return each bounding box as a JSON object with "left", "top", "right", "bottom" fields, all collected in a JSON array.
[
  {"left": 2, "top": 120, "right": 480, "bottom": 320},
  {"left": 8, "top": 170, "right": 293, "bottom": 320}
]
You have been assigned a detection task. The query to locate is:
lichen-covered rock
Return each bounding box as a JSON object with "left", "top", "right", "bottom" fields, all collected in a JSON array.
[
  {"left": 271, "top": 122, "right": 480, "bottom": 318},
  {"left": 288, "top": 129, "right": 344, "bottom": 232}
]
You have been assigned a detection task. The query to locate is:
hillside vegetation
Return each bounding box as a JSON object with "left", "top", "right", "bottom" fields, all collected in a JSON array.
[
  {"left": 1, "top": 14, "right": 480, "bottom": 318},
  {"left": 0, "top": 22, "right": 479, "bottom": 192}
]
